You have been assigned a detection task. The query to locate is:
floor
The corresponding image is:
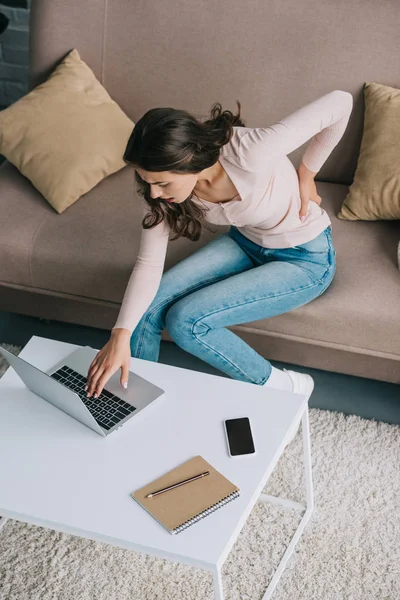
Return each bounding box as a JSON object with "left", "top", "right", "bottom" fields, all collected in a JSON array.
[{"left": 0, "top": 310, "right": 399, "bottom": 425}]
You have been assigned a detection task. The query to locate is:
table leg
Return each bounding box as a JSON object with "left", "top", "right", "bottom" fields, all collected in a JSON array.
[
  {"left": 259, "top": 406, "right": 314, "bottom": 600},
  {"left": 212, "top": 565, "right": 224, "bottom": 600}
]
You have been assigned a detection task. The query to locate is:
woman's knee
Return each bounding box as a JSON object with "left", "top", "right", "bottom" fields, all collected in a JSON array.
[
  {"left": 165, "top": 300, "right": 199, "bottom": 347},
  {"left": 138, "top": 275, "right": 187, "bottom": 334},
  {"left": 131, "top": 302, "right": 165, "bottom": 340}
]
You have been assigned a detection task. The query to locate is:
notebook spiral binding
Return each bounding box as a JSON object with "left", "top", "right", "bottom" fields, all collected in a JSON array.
[{"left": 173, "top": 490, "right": 240, "bottom": 534}]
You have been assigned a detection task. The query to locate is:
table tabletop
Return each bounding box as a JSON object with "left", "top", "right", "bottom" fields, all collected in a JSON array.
[{"left": 0, "top": 335, "right": 307, "bottom": 570}]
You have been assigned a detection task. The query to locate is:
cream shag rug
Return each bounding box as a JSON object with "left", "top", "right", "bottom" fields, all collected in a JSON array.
[{"left": 0, "top": 344, "right": 399, "bottom": 600}]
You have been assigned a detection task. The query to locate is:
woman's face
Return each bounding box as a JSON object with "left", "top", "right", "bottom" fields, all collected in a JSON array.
[{"left": 135, "top": 168, "right": 199, "bottom": 204}]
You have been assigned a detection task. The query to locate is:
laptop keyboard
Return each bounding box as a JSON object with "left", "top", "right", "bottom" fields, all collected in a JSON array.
[{"left": 50, "top": 365, "right": 136, "bottom": 431}]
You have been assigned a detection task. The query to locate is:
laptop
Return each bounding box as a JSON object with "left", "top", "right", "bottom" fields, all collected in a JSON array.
[{"left": 0, "top": 344, "right": 165, "bottom": 437}]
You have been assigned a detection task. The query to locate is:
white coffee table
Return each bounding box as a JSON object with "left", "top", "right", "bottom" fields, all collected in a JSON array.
[{"left": 0, "top": 336, "right": 314, "bottom": 599}]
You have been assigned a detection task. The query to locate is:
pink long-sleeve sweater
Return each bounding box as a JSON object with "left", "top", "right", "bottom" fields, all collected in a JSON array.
[{"left": 113, "top": 90, "right": 353, "bottom": 335}]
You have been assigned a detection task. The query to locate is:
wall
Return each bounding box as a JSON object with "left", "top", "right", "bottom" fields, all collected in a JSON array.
[{"left": 0, "top": 0, "right": 30, "bottom": 109}]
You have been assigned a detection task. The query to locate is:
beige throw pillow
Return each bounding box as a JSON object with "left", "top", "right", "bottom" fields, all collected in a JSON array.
[
  {"left": 337, "top": 82, "right": 400, "bottom": 221},
  {"left": 0, "top": 49, "right": 134, "bottom": 213}
]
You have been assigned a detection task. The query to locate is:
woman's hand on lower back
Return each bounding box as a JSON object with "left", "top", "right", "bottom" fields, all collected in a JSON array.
[
  {"left": 85, "top": 329, "right": 131, "bottom": 398},
  {"left": 297, "top": 161, "right": 322, "bottom": 221}
]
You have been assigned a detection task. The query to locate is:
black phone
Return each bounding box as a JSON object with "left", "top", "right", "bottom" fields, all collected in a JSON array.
[{"left": 224, "top": 417, "right": 256, "bottom": 457}]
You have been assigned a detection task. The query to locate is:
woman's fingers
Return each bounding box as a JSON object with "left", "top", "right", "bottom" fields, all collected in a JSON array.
[
  {"left": 93, "top": 368, "right": 115, "bottom": 398},
  {"left": 84, "top": 336, "right": 130, "bottom": 398},
  {"left": 87, "top": 360, "right": 109, "bottom": 396},
  {"left": 86, "top": 362, "right": 102, "bottom": 394},
  {"left": 86, "top": 355, "right": 100, "bottom": 385},
  {"left": 86, "top": 362, "right": 98, "bottom": 384},
  {"left": 299, "top": 197, "right": 309, "bottom": 220},
  {"left": 87, "top": 362, "right": 116, "bottom": 398},
  {"left": 86, "top": 368, "right": 103, "bottom": 397},
  {"left": 299, "top": 194, "right": 322, "bottom": 220}
]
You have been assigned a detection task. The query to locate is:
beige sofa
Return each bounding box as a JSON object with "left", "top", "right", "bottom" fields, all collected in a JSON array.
[{"left": 0, "top": 0, "right": 399, "bottom": 383}]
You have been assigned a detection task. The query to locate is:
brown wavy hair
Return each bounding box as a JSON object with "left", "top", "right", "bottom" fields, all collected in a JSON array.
[{"left": 123, "top": 101, "right": 246, "bottom": 241}]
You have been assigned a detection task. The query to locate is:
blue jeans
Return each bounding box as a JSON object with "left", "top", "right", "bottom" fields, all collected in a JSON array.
[{"left": 130, "top": 226, "right": 336, "bottom": 385}]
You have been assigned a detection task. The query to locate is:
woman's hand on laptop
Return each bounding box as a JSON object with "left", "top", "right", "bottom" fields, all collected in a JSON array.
[{"left": 85, "top": 328, "right": 131, "bottom": 398}]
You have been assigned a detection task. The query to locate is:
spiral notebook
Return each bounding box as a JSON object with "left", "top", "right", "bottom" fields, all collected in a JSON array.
[{"left": 132, "top": 455, "right": 240, "bottom": 535}]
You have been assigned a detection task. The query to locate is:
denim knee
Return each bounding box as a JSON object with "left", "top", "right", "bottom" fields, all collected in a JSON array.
[
  {"left": 135, "top": 303, "right": 166, "bottom": 335},
  {"left": 165, "top": 303, "right": 196, "bottom": 348},
  {"left": 129, "top": 304, "right": 165, "bottom": 362},
  {"left": 130, "top": 306, "right": 162, "bottom": 351}
]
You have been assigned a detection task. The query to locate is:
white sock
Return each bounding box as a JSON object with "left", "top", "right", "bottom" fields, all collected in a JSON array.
[{"left": 263, "top": 366, "right": 293, "bottom": 392}]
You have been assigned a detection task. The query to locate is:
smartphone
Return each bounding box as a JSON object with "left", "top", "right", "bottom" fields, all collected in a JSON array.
[{"left": 224, "top": 417, "right": 256, "bottom": 457}]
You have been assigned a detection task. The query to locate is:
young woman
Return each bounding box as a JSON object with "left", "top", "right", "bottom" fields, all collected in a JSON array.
[{"left": 85, "top": 89, "right": 353, "bottom": 402}]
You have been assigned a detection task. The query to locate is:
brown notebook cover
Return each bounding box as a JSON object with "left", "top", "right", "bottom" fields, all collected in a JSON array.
[{"left": 132, "top": 455, "right": 240, "bottom": 534}]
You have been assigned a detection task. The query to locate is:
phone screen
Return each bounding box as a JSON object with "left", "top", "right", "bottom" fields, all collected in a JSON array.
[{"left": 225, "top": 417, "right": 255, "bottom": 456}]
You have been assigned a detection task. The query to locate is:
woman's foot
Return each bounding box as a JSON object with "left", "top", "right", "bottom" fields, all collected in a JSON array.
[
  {"left": 283, "top": 368, "right": 315, "bottom": 400},
  {"left": 283, "top": 369, "right": 314, "bottom": 445},
  {"left": 264, "top": 367, "right": 314, "bottom": 446},
  {"left": 264, "top": 366, "right": 314, "bottom": 399}
]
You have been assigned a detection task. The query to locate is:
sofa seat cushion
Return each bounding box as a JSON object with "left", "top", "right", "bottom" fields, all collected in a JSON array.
[
  {"left": 257, "top": 190, "right": 400, "bottom": 358},
  {"left": 0, "top": 161, "right": 399, "bottom": 357}
]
